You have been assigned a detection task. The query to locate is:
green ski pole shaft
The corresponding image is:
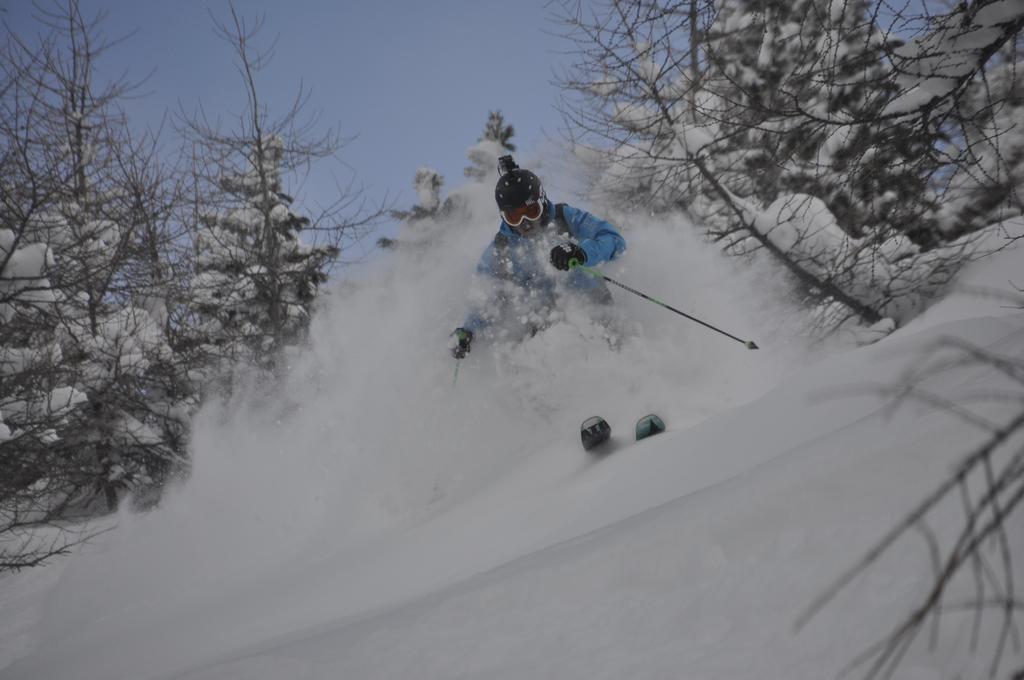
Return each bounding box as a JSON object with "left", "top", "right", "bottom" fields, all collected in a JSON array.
[{"left": 569, "top": 260, "right": 759, "bottom": 350}]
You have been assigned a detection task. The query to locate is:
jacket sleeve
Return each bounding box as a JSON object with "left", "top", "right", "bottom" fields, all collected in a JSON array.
[
  {"left": 562, "top": 205, "right": 626, "bottom": 265},
  {"left": 460, "top": 241, "right": 500, "bottom": 334}
]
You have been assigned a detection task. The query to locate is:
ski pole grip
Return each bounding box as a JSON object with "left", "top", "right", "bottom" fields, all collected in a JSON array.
[{"left": 569, "top": 259, "right": 601, "bottom": 278}]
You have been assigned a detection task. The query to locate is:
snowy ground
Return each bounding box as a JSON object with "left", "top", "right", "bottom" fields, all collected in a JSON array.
[{"left": 1, "top": 193, "right": 1022, "bottom": 679}]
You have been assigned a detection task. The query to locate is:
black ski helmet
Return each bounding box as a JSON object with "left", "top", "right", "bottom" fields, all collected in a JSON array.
[{"left": 495, "top": 156, "right": 544, "bottom": 212}]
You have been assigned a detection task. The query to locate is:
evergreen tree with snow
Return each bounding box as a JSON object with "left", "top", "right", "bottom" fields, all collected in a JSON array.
[
  {"left": 181, "top": 7, "right": 376, "bottom": 384},
  {"left": 483, "top": 110, "right": 516, "bottom": 151},
  {"left": 393, "top": 110, "right": 517, "bottom": 237},
  {"left": 556, "top": 0, "right": 988, "bottom": 333},
  {"left": 389, "top": 118, "right": 518, "bottom": 252},
  {"left": 465, "top": 110, "right": 516, "bottom": 180},
  {"left": 0, "top": 1, "right": 194, "bottom": 537},
  {"left": 703, "top": 0, "right": 939, "bottom": 243},
  {"left": 390, "top": 167, "right": 447, "bottom": 226},
  {"left": 941, "top": 37, "right": 1024, "bottom": 237},
  {"left": 695, "top": 0, "right": 972, "bottom": 325},
  {"left": 414, "top": 167, "right": 444, "bottom": 213},
  {"left": 190, "top": 135, "right": 339, "bottom": 375}
]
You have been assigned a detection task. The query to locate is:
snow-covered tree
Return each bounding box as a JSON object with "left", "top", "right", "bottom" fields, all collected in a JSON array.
[
  {"left": 190, "top": 135, "right": 340, "bottom": 375},
  {"left": 182, "top": 7, "right": 381, "bottom": 383},
  {"left": 1, "top": 44, "right": 93, "bottom": 568},
  {"left": 702, "top": 0, "right": 940, "bottom": 243},
  {"left": 390, "top": 110, "right": 518, "bottom": 246},
  {"left": 735, "top": 192, "right": 973, "bottom": 331},
  {"left": 388, "top": 123, "right": 517, "bottom": 253},
  {"left": 941, "top": 35, "right": 1024, "bottom": 236},
  {"left": 414, "top": 167, "right": 444, "bottom": 213},
  {"left": 555, "top": 0, "right": 1013, "bottom": 334},
  {"left": 0, "top": 1, "right": 195, "bottom": 570},
  {"left": 390, "top": 167, "right": 447, "bottom": 226},
  {"left": 465, "top": 110, "right": 516, "bottom": 180},
  {"left": 483, "top": 110, "right": 517, "bottom": 151}
]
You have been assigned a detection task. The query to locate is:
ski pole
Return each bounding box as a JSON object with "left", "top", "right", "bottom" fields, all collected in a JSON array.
[{"left": 569, "top": 259, "right": 759, "bottom": 350}]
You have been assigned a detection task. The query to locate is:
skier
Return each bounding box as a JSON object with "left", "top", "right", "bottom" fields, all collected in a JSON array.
[{"left": 449, "top": 156, "right": 626, "bottom": 359}]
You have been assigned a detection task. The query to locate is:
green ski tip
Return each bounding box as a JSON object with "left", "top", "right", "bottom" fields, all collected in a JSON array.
[
  {"left": 635, "top": 414, "right": 666, "bottom": 441},
  {"left": 745, "top": 340, "right": 759, "bottom": 350}
]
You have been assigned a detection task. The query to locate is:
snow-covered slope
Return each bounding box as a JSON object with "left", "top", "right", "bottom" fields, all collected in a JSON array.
[{"left": 2, "top": 195, "right": 1022, "bottom": 679}]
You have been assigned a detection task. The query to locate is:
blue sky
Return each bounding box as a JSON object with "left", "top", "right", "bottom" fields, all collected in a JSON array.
[{"left": 4, "top": 0, "right": 576, "bottom": 251}]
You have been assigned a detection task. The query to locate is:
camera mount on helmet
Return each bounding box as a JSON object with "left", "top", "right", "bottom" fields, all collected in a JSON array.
[{"left": 497, "top": 154, "right": 518, "bottom": 176}]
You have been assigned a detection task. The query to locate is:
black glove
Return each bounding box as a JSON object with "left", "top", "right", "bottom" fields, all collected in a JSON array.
[
  {"left": 550, "top": 242, "right": 587, "bottom": 271},
  {"left": 449, "top": 327, "right": 474, "bottom": 359}
]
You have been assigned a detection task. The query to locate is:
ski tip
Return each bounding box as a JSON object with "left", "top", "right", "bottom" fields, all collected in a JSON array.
[
  {"left": 635, "top": 413, "right": 666, "bottom": 441},
  {"left": 581, "top": 416, "right": 612, "bottom": 451},
  {"left": 745, "top": 340, "right": 759, "bottom": 350}
]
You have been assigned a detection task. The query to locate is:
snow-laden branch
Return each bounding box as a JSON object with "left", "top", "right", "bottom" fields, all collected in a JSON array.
[{"left": 883, "top": 0, "right": 1024, "bottom": 118}]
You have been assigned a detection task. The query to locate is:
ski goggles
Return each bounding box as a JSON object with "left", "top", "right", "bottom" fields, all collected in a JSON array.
[{"left": 501, "top": 200, "right": 544, "bottom": 227}]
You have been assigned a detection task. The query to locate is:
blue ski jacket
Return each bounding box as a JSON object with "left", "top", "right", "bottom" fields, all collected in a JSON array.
[{"left": 461, "top": 200, "right": 626, "bottom": 334}]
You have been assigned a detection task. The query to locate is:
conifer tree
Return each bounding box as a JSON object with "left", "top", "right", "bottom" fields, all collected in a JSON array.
[
  {"left": 942, "top": 37, "right": 1024, "bottom": 237},
  {"left": 465, "top": 110, "right": 517, "bottom": 180},
  {"left": 483, "top": 110, "right": 516, "bottom": 151},
  {"left": 556, "top": 0, "right": 996, "bottom": 333},
  {"left": 1, "top": 0, "right": 192, "bottom": 547},
  {"left": 190, "top": 135, "right": 339, "bottom": 374},
  {"left": 390, "top": 167, "right": 445, "bottom": 224},
  {"left": 182, "top": 6, "right": 379, "bottom": 383},
  {"left": 703, "top": 0, "right": 939, "bottom": 243}
]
